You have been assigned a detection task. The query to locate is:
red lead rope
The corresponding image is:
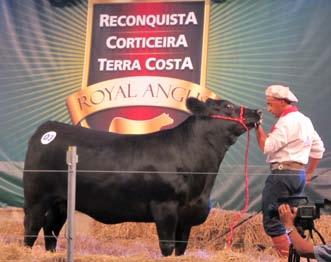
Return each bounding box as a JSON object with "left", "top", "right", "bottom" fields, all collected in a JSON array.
[{"left": 210, "top": 106, "right": 251, "bottom": 248}]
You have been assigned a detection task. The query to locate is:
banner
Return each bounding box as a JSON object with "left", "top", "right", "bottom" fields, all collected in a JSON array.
[{"left": 67, "top": 0, "right": 218, "bottom": 134}]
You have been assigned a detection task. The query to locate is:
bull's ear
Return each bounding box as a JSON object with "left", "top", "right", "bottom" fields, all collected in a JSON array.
[
  {"left": 205, "top": 98, "right": 214, "bottom": 105},
  {"left": 186, "top": 97, "right": 208, "bottom": 115}
]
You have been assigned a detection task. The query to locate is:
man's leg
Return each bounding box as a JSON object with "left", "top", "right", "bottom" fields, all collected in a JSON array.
[{"left": 262, "top": 174, "right": 290, "bottom": 257}]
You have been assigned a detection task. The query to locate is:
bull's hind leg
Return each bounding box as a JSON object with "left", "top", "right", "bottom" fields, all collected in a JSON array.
[
  {"left": 175, "top": 223, "right": 192, "bottom": 256},
  {"left": 151, "top": 201, "right": 178, "bottom": 256},
  {"left": 24, "top": 205, "right": 44, "bottom": 248},
  {"left": 43, "top": 202, "right": 67, "bottom": 251}
]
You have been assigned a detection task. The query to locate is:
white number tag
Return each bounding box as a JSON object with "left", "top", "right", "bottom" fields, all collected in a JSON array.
[{"left": 41, "top": 131, "right": 57, "bottom": 145}]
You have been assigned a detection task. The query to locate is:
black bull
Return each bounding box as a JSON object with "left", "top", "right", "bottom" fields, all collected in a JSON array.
[{"left": 23, "top": 97, "right": 261, "bottom": 256}]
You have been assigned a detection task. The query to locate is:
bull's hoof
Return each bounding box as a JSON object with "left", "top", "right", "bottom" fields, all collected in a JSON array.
[
  {"left": 23, "top": 243, "right": 33, "bottom": 249},
  {"left": 175, "top": 248, "right": 186, "bottom": 256},
  {"left": 24, "top": 238, "right": 35, "bottom": 248},
  {"left": 45, "top": 239, "right": 57, "bottom": 253},
  {"left": 160, "top": 243, "right": 174, "bottom": 256},
  {"left": 46, "top": 247, "right": 56, "bottom": 252},
  {"left": 161, "top": 250, "right": 173, "bottom": 256},
  {"left": 45, "top": 241, "right": 57, "bottom": 252}
]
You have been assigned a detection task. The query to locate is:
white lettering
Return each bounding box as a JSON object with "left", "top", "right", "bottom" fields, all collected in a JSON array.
[
  {"left": 99, "top": 12, "right": 198, "bottom": 28},
  {"left": 105, "top": 34, "right": 188, "bottom": 49},
  {"left": 146, "top": 57, "right": 193, "bottom": 71},
  {"left": 98, "top": 58, "right": 141, "bottom": 71},
  {"left": 99, "top": 14, "right": 109, "bottom": 27}
]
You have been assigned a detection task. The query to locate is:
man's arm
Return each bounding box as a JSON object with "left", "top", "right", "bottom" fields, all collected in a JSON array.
[
  {"left": 306, "top": 157, "right": 321, "bottom": 182},
  {"left": 287, "top": 228, "right": 315, "bottom": 258},
  {"left": 306, "top": 129, "right": 325, "bottom": 182},
  {"left": 255, "top": 125, "right": 267, "bottom": 152}
]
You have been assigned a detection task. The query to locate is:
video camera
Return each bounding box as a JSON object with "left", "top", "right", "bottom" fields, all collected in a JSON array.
[
  {"left": 277, "top": 196, "right": 329, "bottom": 231},
  {"left": 275, "top": 196, "right": 331, "bottom": 261}
]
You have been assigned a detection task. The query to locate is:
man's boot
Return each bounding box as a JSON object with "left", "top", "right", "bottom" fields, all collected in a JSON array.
[{"left": 271, "top": 234, "right": 290, "bottom": 257}]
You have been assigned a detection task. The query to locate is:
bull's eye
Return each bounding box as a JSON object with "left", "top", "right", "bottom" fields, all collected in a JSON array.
[{"left": 225, "top": 104, "right": 234, "bottom": 110}]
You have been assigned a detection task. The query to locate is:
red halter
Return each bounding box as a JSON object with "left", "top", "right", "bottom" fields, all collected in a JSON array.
[
  {"left": 209, "top": 106, "right": 248, "bottom": 130},
  {"left": 209, "top": 105, "right": 251, "bottom": 247}
]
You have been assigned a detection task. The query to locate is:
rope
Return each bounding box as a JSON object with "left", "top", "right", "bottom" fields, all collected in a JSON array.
[
  {"left": 209, "top": 106, "right": 252, "bottom": 248},
  {"left": 225, "top": 130, "right": 251, "bottom": 248},
  {"left": 219, "top": 209, "right": 262, "bottom": 238},
  {"left": 22, "top": 169, "right": 241, "bottom": 175}
]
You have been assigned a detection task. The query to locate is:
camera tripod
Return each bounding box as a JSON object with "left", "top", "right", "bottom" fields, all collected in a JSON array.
[
  {"left": 287, "top": 224, "right": 326, "bottom": 262},
  {"left": 288, "top": 243, "right": 304, "bottom": 262}
]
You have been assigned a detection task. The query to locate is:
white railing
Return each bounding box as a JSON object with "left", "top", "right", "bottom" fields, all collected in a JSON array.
[{"left": 66, "top": 146, "right": 78, "bottom": 262}]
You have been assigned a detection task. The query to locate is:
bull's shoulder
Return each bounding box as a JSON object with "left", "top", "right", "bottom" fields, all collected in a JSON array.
[
  {"left": 28, "top": 117, "right": 196, "bottom": 147},
  {"left": 33, "top": 121, "right": 78, "bottom": 136},
  {"left": 36, "top": 120, "right": 70, "bottom": 131},
  {"left": 30, "top": 121, "right": 115, "bottom": 144}
]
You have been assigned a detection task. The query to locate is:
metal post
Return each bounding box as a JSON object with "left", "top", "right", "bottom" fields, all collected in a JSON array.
[{"left": 66, "top": 146, "right": 78, "bottom": 262}]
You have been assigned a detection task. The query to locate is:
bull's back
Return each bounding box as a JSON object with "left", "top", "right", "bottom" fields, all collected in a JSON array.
[{"left": 24, "top": 121, "right": 116, "bottom": 169}]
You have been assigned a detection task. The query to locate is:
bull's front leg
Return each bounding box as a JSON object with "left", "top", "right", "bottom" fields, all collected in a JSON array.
[
  {"left": 43, "top": 202, "right": 67, "bottom": 252},
  {"left": 23, "top": 204, "right": 44, "bottom": 248},
  {"left": 175, "top": 222, "right": 192, "bottom": 256},
  {"left": 150, "top": 201, "right": 178, "bottom": 256}
]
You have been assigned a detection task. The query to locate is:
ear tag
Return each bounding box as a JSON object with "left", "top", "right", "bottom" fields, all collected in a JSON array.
[{"left": 41, "top": 131, "right": 57, "bottom": 145}]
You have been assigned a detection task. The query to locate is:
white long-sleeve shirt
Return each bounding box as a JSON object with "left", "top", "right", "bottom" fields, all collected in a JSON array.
[
  {"left": 264, "top": 111, "right": 325, "bottom": 164},
  {"left": 314, "top": 244, "right": 331, "bottom": 262}
]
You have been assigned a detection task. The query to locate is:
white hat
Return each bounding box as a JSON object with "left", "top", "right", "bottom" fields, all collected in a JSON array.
[{"left": 265, "top": 85, "right": 298, "bottom": 102}]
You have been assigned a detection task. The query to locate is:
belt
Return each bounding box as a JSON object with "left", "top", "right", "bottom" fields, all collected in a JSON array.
[{"left": 270, "top": 161, "right": 305, "bottom": 171}]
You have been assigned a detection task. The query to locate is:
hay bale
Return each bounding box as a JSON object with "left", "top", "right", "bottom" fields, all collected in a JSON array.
[
  {"left": 91, "top": 209, "right": 273, "bottom": 251},
  {"left": 92, "top": 222, "right": 158, "bottom": 241},
  {"left": 0, "top": 207, "right": 330, "bottom": 261}
]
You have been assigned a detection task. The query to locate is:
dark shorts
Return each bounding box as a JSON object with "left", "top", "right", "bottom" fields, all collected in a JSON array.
[{"left": 262, "top": 169, "right": 305, "bottom": 237}]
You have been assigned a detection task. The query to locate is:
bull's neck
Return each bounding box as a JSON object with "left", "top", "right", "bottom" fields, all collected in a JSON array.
[
  {"left": 179, "top": 116, "right": 238, "bottom": 200},
  {"left": 189, "top": 116, "right": 237, "bottom": 157}
]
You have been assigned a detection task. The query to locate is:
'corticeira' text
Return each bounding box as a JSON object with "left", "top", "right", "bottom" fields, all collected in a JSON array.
[{"left": 106, "top": 34, "right": 188, "bottom": 49}]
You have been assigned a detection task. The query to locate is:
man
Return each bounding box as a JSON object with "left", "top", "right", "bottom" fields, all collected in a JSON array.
[
  {"left": 278, "top": 203, "right": 331, "bottom": 261},
  {"left": 255, "top": 84, "right": 325, "bottom": 256}
]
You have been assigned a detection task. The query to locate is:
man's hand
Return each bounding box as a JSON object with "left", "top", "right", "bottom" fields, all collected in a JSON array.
[
  {"left": 278, "top": 204, "right": 296, "bottom": 228},
  {"left": 305, "top": 157, "right": 321, "bottom": 185},
  {"left": 306, "top": 173, "right": 312, "bottom": 185},
  {"left": 254, "top": 114, "right": 263, "bottom": 128}
]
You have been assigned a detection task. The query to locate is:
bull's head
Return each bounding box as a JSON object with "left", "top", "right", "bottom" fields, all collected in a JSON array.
[{"left": 186, "top": 97, "right": 262, "bottom": 133}]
